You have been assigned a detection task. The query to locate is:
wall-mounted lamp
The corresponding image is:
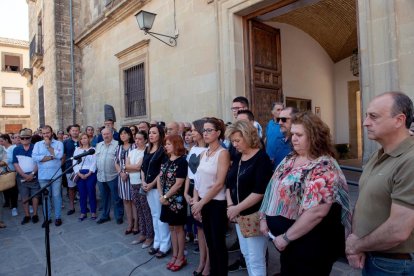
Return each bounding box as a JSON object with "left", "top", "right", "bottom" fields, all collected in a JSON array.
[
  {"left": 135, "top": 10, "right": 179, "bottom": 47},
  {"left": 350, "top": 49, "right": 359, "bottom": 77}
]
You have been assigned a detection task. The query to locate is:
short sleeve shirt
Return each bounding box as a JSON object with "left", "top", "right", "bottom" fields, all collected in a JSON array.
[{"left": 354, "top": 137, "right": 414, "bottom": 253}]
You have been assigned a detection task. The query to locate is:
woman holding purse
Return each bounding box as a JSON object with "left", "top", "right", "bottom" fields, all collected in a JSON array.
[
  {"left": 73, "top": 133, "right": 97, "bottom": 221},
  {"left": 225, "top": 120, "right": 273, "bottom": 276}
]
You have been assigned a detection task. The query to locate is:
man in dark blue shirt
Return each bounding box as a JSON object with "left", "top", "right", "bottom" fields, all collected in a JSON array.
[{"left": 63, "top": 124, "right": 80, "bottom": 215}]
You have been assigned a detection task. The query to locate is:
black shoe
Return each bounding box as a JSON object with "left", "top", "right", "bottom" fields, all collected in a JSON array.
[
  {"left": 116, "top": 218, "right": 123, "bottom": 225},
  {"left": 21, "top": 216, "right": 31, "bottom": 225},
  {"left": 41, "top": 219, "right": 52, "bottom": 228},
  {"left": 67, "top": 209, "right": 75, "bottom": 215},
  {"left": 228, "top": 260, "right": 247, "bottom": 273},
  {"left": 32, "top": 215, "right": 39, "bottom": 224},
  {"left": 55, "top": 219, "right": 62, "bottom": 226},
  {"left": 96, "top": 218, "right": 110, "bottom": 224},
  {"left": 192, "top": 247, "right": 200, "bottom": 254},
  {"left": 227, "top": 240, "right": 241, "bottom": 252}
]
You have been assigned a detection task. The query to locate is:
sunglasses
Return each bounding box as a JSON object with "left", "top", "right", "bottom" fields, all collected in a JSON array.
[
  {"left": 203, "top": 128, "right": 216, "bottom": 134},
  {"left": 20, "top": 137, "right": 31, "bottom": 140},
  {"left": 276, "top": 117, "right": 290, "bottom": 123}
]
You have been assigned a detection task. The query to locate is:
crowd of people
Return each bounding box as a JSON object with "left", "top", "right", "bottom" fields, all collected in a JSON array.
[{"left": 1, "top": 92, "right": 414, "bottom": 276}]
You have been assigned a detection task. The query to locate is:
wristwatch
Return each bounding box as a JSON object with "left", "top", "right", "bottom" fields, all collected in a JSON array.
[
  {"left": 163, "top": 195, "right": 168, "bottom": 200},
  {"left": 282, "top": 232, "right": 292, "bottom": 244},
  {"left": 31, "top": 171, "right": 36, "bottom": 175}
]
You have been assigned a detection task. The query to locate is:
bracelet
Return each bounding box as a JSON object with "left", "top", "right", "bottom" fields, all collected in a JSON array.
[
  {"left": 259, "top": 216, "right": 266, "bottom": 221},
  {"left": 227, "top": 204, "right": 234, "bottom": 208},
  {"left": 282, "top": 232, "right": 292, "bottom": 244}
]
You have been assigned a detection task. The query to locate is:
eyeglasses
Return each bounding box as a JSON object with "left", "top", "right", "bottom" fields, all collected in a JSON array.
[
  {"left": 203, "top": 128, "right": 216, "bottom": 134},
  {"left": 20, "top": 137, "right": 31, "bottom": 140},
  {"left": 276, "top": 117, "right": 290, "bottom": 123},
  {"left": 231, "top": 107, "right": 243, "bottom": 111}
]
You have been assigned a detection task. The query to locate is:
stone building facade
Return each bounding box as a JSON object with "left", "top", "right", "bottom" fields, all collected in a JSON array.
[
  {"left": 0, "top": 37, "right": 31, "bottom": 133},
  {"left": 26, "top": 0, "right": 414, "bottom": 161},
  {"left": 26, "top": 0, "right": 82, "bottom": 131}
]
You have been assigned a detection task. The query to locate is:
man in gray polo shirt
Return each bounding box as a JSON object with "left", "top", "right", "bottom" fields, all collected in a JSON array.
[
  {"left": 346, "top": 92, "right": 414, "bottom": 275},
  {"left": 95, "top": 127, "right": 124, "bottom": 224}
]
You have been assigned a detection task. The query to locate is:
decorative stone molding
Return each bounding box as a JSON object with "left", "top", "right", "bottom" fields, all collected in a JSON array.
[{"left": 75, "top": 0, "right": 149, "bottom": 48}]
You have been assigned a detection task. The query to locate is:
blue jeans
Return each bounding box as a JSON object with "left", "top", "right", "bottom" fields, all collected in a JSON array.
[
  {"left": 98, "top": 177, "right": 124, "bottom": 220},
  {"left": 39, "top": 179, "right": 62, "bottom": 220},
  {"left": 78, "top": 170, "right": 97, "bottom": 214},
  {"left": 363, "top": 253, "right": 414, "bottom": 276}
]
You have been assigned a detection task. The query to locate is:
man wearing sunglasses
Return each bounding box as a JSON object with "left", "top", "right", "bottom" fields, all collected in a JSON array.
[
  {"left": 272, "top": 107, "right": 298, "bottom": 167},
  {"left": 13, "top": 129, "right": 41, "bottom": 225}
]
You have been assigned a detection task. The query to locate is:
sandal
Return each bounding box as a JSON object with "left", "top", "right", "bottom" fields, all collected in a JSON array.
[
  {"left": 148, "top": 247, "right": 159, "bottom": 255},
  {"left": 155, "top": 250, "right": 169, "bottom": 259},
  {"left": 125, "top": 229, "right": 133, "bottom": 235},
  {"left": 0, "top": 222, "right": 6, "bottom": 228},
  {"left": 166, "top": 256, "right": 177, "bottom": 269},
  {"left": 78, "top": 214, "right": 87, "bottom": 221},
  {"left": 170, "top": 257, "right": 187, "bottom": 271}
]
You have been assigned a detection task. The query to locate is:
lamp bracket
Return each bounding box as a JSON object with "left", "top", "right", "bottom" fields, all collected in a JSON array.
[{"left": 144, "top": 30, "right": 179, "bottom": 47}]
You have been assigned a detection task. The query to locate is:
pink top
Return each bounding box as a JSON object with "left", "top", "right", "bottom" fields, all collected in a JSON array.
[{"left": 195, "top": 148, "right": 226, "bottom": 201}]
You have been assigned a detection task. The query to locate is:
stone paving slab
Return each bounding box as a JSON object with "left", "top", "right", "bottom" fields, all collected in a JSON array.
[{"left": 0, "top": 188, "right": 361, "bottom": 276}]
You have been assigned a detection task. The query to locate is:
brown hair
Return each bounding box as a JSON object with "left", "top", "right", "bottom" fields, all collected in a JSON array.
[
  {"left": 79, "top": 132, "right": 91, "bottom": 148},
  {"left": 291, "top": 111, "right": 336, "bottom": 158},
  {"left": 165, "top": 135, "right": 186, "bottom": 157},
  {"left": 204, "top": 117, "right": 226, "bottom": 140}
]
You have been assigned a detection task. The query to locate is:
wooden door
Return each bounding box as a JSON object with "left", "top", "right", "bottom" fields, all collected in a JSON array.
[{"left": 247, "top": 20, "right": 283, "bottom": 129}]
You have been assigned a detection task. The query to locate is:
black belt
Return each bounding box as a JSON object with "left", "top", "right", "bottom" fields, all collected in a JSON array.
[{"left": 371, "top": 251, "right": 412, "bottom": 260}]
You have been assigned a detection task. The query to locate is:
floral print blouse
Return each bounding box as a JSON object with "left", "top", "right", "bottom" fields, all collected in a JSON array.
[
  {"left": 260, "top": 153, "right": 352, "bottom": 235},
  {"left": 160, "top": 155, "right": 188, "bottom": 213}
]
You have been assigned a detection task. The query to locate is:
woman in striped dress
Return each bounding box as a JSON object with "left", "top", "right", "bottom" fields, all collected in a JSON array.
[{"left": 115, "top": 127, "right": 136, "bottom": 234}]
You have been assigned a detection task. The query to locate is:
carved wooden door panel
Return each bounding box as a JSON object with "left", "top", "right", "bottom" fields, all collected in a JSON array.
[{"left": 247, "top": 20, "right": 283, "bottom": 129}]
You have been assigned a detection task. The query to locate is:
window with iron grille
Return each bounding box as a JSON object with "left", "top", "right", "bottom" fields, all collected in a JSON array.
[{"left": 124, "top": 63, "right": 146, "bottom": 117}]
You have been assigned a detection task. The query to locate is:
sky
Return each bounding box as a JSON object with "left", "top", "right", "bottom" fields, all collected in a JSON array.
[{"left": 0, "top": 0, "right": 29, "bottom": 41}]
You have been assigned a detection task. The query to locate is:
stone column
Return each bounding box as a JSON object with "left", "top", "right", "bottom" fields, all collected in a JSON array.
[{"left": 358, "top": 0, "right": 414, "bottom": 162}]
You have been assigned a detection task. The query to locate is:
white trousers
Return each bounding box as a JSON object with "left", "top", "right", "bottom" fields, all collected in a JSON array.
[
  {"left": 146, "top": 189, "right": 171, "bottom": 252},
  {"left": 236, "top": 223, "right": 267, "bottom": 276}
]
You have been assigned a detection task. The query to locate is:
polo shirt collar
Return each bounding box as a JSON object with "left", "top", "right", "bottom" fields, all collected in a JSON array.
[{"left": 378, "top": 137, "right": 414, "bottom": 158}]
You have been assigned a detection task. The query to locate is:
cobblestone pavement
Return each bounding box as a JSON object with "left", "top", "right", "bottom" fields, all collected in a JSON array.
[{"left": 0, "top": 186, "right": 361, "bottom": 276}]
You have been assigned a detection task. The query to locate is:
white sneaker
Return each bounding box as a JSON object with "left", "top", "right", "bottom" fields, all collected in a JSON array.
[
  {"left": 29, "top": 206, "right": 34, "bottom": 214},
  {"left": 12, "top": 208, "right": 18, "bottom": 217}
]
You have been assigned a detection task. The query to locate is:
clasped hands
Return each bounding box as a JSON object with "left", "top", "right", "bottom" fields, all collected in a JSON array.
[{"left": 345, "top": 233, "right": 365, "bottom": 269}]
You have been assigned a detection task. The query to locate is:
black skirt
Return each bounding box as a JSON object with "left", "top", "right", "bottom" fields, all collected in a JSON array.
[{"left": 160, "top": 204, "right": 187, "bottom": 226}]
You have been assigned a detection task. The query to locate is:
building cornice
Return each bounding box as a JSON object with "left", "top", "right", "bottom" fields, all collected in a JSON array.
[
  {"left": 114, "top": 39, "right": 150, "bottom": 59},
  {"left": 0, "top": 37, "right": 29, "bottom": 49},
  {"left": 75, "top": 0, "right": 149, "bottom": 49}
]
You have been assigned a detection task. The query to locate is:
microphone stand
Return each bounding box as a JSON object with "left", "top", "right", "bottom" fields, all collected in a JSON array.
[{"left": 26, "top": 159, "right": 81, "bottom": 276}]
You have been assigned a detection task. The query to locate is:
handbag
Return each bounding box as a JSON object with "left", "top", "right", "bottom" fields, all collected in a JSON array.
[
  {"left": 234, "top": 159, "right": 261, "bottom": 238},
  {"left": 69, "top": 155, "right": 86, "bottom": 183},
  {"left": 0, "top": 165, "right": 16, "bottom": 192}
]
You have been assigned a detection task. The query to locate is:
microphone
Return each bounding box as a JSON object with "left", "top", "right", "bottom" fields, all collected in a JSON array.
[{"left": 70, "top": 148, "right": 95, "bottom": 160}]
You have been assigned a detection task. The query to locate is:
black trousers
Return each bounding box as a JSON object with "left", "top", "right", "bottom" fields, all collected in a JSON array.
[
  {"left": 266, "top": 204, "right": 345, "bottom": 276},
  {"left": 3, "top": 180, "right": 18, "bottom": 208},
  {"left": 201, "top": 199, "right": 228, "bottom": 276}
]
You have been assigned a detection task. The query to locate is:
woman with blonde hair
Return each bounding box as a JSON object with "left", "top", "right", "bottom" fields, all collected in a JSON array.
[
  {"left": 225, "top": 120, "right": 273, "bottom": 276},
  {"left": 73, "top": 132, "right": 97, "bottom": 220}
]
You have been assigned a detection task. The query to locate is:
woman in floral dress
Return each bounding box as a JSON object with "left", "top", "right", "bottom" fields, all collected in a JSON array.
[{"left": 158, "top": 134, "right": 188, "bottom": 271}]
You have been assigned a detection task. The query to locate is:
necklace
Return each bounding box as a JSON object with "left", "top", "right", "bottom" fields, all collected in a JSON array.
[{"left": 205, "top": 144, "right": 220, "bottom": 161}]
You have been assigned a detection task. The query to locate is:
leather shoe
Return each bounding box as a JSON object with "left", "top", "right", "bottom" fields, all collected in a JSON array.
[
  {"left": 32, "top": 215, "right": 39, "bottom": 224},
  {"left": 41, "top": 219, "right": 52, "bottom": 228},
  {"left": 116, "top": 218, "right": 123, "bottom": 225},
  {"left": 96, "top": 218, "right": 110, "bottom": 224},
  {"left": 55, "top": 219, "right": 62, "bottom": 226},
  {"left": 67, "top": 209, "right": 75, "bottom": 216},
  {"left": 21, "top": 216, "right": 31, "bottom": 225}
]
